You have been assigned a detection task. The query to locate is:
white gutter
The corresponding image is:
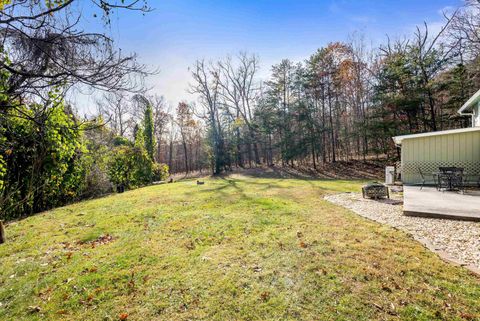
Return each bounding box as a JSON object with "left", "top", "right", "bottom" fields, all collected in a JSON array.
[
  {"left": 392, "top": 126, "right": 480, "bottom": 145},
  {"left": 458, "top": 88, "right": 480, "bottom": 114}
]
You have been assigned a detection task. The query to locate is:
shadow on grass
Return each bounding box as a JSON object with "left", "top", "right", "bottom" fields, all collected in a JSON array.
[
  {"left": 230, "top": 166, "right": 378, "bottom": 182},
  {"left": 6, "top": 167, "right": 372, "bottom": 225},
  {"left": 185, "top": 174, "right": 363, "bottom": 206}
]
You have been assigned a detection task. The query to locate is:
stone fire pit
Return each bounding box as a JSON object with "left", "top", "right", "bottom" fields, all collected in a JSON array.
[{"left": 362, "top": 182, "right": 389, "bottom": 199}]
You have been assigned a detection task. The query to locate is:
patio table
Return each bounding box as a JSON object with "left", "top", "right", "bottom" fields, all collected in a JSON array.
[
  {"left": 433, "top": 171, "right": 447, "bottom": 190},
  {"left": 433, "top": 170, "right": 466, "bottom": 191}
]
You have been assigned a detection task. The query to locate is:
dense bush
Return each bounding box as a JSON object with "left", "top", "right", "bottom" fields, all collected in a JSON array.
[
  {"left": 0, "top": 102, "right": 170, "bottom": 221},
  {"left": 107, "top": 144, "right": 169, "bottom": 189},
  {"left": 0, "top": 100, "right": 84, "bottom": 219},
  {"left": 153, "top": 163, "right": 169, "bottom": 181},
  {"left": 108, "top": 145, "right": 149, "bottom": 188},
  {"left": 80, "top": 123, "right": 114, "bottom": 198},
  {"left": 113, "top": 135, "right": 133, "bottom": 147}
]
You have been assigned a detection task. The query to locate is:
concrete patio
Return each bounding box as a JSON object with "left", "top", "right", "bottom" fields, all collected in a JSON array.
[{"left": 403, "top": 185, "right": 480, "bottom": 221}]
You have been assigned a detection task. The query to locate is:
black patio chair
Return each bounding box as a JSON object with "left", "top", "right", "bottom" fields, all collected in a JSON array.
[
  {"left": 436, "top": 167, "right": 465, "bottom": 192},
  {"left": 437, "top": 173, "right": 450, "bottom": 191},
  {"left": 417, "top": 167, "right": 426, "bottom": 190},
  {"left": 432, "top": 171, "right": 441, "bottom": 190},
  {"left": 451, "top": 168, "right": 465, "bottom": 193}
]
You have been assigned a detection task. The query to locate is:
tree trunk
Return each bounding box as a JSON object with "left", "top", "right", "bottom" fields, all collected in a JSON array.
[
  {"left": 182, "top": 138, "right": 188, "bottom": 174},
  {"left": 168, "top": 139, "right": 173, "bottom": 173},
  {"left": 311, "top": 141, "right": 317, "bottom": 170},
  {"left": 268, "top": 134, "right": 273, "bottom": 166},
  {"left": 156, "top": 137, "right": 162, "bottom": 163},
  {"left": 212, "top": 118, "right": 222, "bottom": 175},
  {"left": 247, "top": 142, "right": 253, "bottom": 168},
  {"left": 427, "top": 90, "right": 437, "bottom": 131},
  {"left": 250, "top": 130, "right": 261, "bottom": 164},
  {"left": 0, "top": 221, "right": 6, "bottom": 244},
  {"left": 328, "top": 87, "right": 336, "bottom": 163},
  {"left": 236, "top": 128, "right": 243, "bottom": 168},
  {"left": 321, "top": 85, "right": 327, "bottom": 163}
]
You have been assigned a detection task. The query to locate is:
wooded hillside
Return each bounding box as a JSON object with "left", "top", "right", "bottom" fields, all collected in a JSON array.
[{"left": 2, "top": 1, "right": 480, "bottom": 220}]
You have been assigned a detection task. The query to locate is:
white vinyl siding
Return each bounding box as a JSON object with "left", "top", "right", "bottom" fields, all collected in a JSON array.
[{"left": 401, "top": 130, "right": 480, "bottom": 184}]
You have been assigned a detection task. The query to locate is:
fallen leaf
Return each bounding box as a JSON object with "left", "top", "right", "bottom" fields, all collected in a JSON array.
[
  {"left": 28, "top": 306, "right": 41, "bottom": 313},
  {"left": 119, "top": 313, "right": 129, "bottom": 320},
  {"left": 460, "top": 312, "right": 476, "bottom": 320},
  {"left": 260, "top": 291, "right": 270, "bottom": 302},
  {"left": 185, "top": 241, "right": 195, "bottom": 250},
  {"left": 77, "top": 234, "right": 115, "bottom": 248},
  {"left": 381, "top": 284, "right": 392, "bottom": 293}
]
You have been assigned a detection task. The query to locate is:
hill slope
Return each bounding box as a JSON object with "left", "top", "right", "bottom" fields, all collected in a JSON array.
[{"left": 1, "top": 176, "right": 479, "bottom": 320}]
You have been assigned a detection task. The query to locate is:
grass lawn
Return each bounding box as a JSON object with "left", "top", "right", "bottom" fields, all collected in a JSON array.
[{"left": 1, "top": 174, "right": 479, "bottom": 320}]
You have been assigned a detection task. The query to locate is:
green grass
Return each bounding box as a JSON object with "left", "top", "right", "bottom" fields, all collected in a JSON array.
[{"left": 1, "top": 175, "right": 479, "bottom": 320}]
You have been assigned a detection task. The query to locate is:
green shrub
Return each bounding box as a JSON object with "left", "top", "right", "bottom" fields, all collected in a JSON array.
[
  {"left": 153, "top": 163, "right": 169, "bottom": 181},
  {"left": 107, "top": 145, "right": 154, "bottom": 190},
  {"left": 113, "top": 135, "right": 132, "bottom": 146},
  {"left": 0, "top": 101, "right": 85, "bottom": 220}
]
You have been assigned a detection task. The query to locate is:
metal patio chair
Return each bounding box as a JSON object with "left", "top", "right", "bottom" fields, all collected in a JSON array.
[
  {"left": 417, "top": 167, "right": 426, "bottom": 190},
  {"left": 451, "top": 168, "right": 465, "bottom": 193}
]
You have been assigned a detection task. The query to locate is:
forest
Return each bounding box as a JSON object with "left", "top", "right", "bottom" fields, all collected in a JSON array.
[{"left": 1, "top": 0, "right": 480, "bottom": 220}]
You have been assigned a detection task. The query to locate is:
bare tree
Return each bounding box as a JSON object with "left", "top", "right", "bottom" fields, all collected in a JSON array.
[
  {"left": 409, "top": 14, "right": 457, "bottom": 131},
  {"left": 165, "top": 115, "right": 177, "bottom": 172},
  {"left": 151, "top": 95, "right": 169, "bottom": 162},
  {"left": 176, "top": 102, "right": 198, "bottom": 173},
  {"left": 0, "top": 1, "right": 152, "bottom": 112},
  {"left": 449, "top": 1, "right": 480, "bottom": 58},
  {"left": 189, "top": 59, "right": 226, "bottom": 174},
  {"left": 217, "top": 52, "right": 262, "bottom": 165},
  {"left": 97, "top": 92, "right": 131, "bottom": 136}
]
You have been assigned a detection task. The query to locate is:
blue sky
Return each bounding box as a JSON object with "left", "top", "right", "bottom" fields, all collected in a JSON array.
[{"left": 75, "top": 0, "right": 463, "bottom": 114}]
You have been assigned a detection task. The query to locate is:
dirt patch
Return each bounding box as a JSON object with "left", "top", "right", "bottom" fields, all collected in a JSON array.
[{"left": 77, "top": 234, "right": 115, "bottom": 248}]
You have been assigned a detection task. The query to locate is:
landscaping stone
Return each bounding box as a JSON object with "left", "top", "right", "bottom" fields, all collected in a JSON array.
[{"left": 325, "top": 192, "right": 480, "bottom": 273}]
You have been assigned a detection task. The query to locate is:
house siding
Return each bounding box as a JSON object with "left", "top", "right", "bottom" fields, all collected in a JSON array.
[
  {"left": 401, "top": 130, "right": 480, "bottom": 184},
  {"left": 474, "top": 103, "right": 480, "bottom": 127}
]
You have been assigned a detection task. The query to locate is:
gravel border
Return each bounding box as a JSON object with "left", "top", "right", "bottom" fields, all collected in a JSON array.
[{"left": 324, "top": 192, "right": 480, "bottom": 275}]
